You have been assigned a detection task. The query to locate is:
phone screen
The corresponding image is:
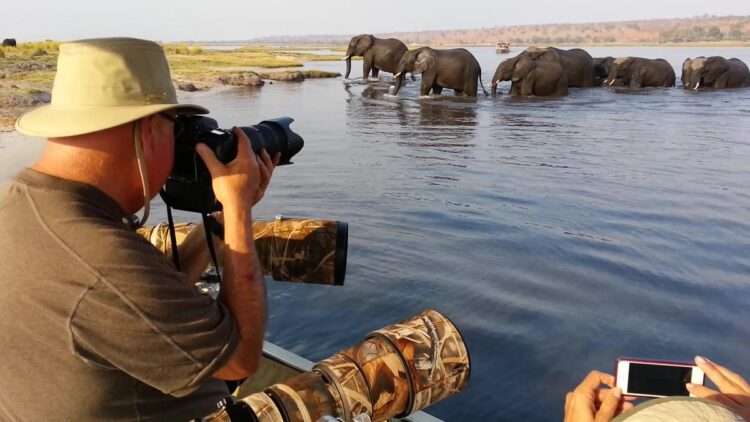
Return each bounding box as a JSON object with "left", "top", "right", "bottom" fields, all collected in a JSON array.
[{"left": 628, "top": 363, "right": 692, "bottom": 396}]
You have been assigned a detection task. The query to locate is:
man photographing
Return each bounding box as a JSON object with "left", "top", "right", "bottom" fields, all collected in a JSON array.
[{"left": 0, "top": 38, "right": 276, "bottom": 420}]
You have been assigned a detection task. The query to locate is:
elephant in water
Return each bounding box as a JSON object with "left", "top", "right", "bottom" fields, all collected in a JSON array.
[
  {"left": 344, "top": 34, "right": 407, "bottom": 80},
  {"left": 524, "top": 47, "right": 595, "bottom": 87},
  {"left": 593, "top": 57, "right": 616, "bottom": 86},
  {"left": 391, "top": 47, "right": 488, "bottom": 97},
  {"left": 491, "top": 54, "right": 568, "bottom": 97},
  {"left": 492, "top": 47, "right": 594, "bottom": 94},
  {"left": 682, "top": 56, "right": 750, "bottom": 90},
  {"left": 2, "top": 38, "right": 16, "bottom": 47},
  {"left": 605, "top": 57, "right": 676, "bottom": 88}
]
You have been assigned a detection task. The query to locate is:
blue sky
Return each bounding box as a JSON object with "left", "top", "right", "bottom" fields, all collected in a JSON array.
[{"left": 4, "top": 0, "right": 749, "bottom": 42}]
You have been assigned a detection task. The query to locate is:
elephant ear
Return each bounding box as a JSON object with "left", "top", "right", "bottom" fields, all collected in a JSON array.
[
  {"left": 414, "top": 49, "right": 436, "bottom": 74},
  {"left": 360, "top": 35, "right": 375, "bottom": 51}
]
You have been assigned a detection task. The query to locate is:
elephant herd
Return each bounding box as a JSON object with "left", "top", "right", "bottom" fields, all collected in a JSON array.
[
  {"left": 343, "top": 34, "right": 750, "bottom": 98},
  {"left": 344, "top": 34, "right": 487, "bottom": 97}
]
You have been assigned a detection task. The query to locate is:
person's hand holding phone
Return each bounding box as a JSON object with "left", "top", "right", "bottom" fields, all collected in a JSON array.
[
  {"left": 564, "top": 371, "right": 634, "bottom": 422},
  {"left": 686, "top": 356, "right": 750, "bottom": 421}
]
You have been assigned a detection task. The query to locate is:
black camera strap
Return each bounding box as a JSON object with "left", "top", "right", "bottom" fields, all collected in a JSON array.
[
  {"left": 163, "top": 201, "right": 223, "bottom": 285},
  {"left": 165, "top": 203, "right": 181, "bottom": 271},
  {"left": 202, "top": 212, "right": 223, "bottom": 284}
]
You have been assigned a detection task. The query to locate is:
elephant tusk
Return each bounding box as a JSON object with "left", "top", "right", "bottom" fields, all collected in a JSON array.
[
  {"left": 394, "top": 72, "right": 402, "bottom": 78},
  {"left": 608, "top": 79, "right": 615, "bottom": 86},
  {"left": 343, "top": 55, "right": 351, "bottom": 60},
  {"left": 693, "top": 81, "right": 701, "bottom": 90}
]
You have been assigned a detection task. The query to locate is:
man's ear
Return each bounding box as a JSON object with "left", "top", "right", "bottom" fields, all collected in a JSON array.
[{"left": 137, "top": 115, "right": 159, "bottom": 155}]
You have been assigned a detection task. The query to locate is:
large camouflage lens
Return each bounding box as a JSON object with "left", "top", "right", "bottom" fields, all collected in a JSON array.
[
  {"left": 253, "top": 217, "right": 347, "bottom": 286},
  {"left": 371, "top": 309, "right": 471, "bottom": 415},
  {"left": 265, "top": 371, "right": 343, "bottom": 422},
  {"left": 340, "top": 337, "right": 412, "bottom": 421},
  {"left": 204, "top": 310, "right": 470, "bottom": 422},
  {"left": 314, "top": 353, "right": 373, "bottom": 421},
  {"left": 208, "top": 392, "right": 282, "bottom": 422},
  {"left": 137, "top": 217, "right": 348, "bottom": 286}
]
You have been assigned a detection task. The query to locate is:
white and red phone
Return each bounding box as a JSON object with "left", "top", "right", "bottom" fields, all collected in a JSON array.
[{"left": 616, "top": 357, "right": 705, "bottom": 398}]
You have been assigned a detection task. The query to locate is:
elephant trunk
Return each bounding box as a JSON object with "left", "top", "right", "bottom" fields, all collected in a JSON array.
[
  {"left": 344, "top": 57, "right": 352, "bottom": 79},
  {"left": 491, "top": 82, "right": 498, "bottom": 96},
  {"left": 392, "top": 73, "right": 405, "bottom": 95}
]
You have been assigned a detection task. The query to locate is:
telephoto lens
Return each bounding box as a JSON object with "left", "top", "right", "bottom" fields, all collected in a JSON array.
[
  {"left": 205, "top": 309, "right": 470, "bottom": 422},
  {"left": 252, "top": 217, "right": 348, "bottom": 286},
  {"left": 161, "top": 115, "right": 304, "bottom": 214},
  {"left": 138, "top": 217, "right": 348, "bottom": 286}
]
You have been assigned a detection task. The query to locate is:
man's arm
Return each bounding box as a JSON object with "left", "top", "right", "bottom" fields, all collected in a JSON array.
[
  {"left": 212, "top": 206, "right": 266, "bottom": 379},
  {"left": 196, "top": 129, "right": 277, "bottom": 380}
]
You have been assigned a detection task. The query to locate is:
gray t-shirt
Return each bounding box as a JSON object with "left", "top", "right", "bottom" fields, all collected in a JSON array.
[{"left": 0, "top": 169, "right": 239, "bottom": 421}]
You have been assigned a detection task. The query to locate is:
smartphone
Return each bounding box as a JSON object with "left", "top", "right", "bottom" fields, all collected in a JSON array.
[{"left": 616, "top": 358, "right": 705, "bottom": 398}]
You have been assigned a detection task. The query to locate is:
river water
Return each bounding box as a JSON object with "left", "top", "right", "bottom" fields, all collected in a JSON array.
[{"left": 2, "top": 46, "right": 750, "bottom": 421}]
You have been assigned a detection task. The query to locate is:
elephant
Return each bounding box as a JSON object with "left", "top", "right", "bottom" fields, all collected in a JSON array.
[
  {"left": 593, "top": 57, "right": 616, "bottom": 86},
  {"left": 391, "top": 47, "right": 488, "bottom": 97},
  {"left": 682, "top": 56, "right": 750, "bottom": 89},
  {"left": 605, "top": 57, "right": 676, "bottom": 88},
  {"left": 491, "top": 47, "right": 594, "bottom": 93},
  {"left": 523, "top": 47, "right": 595, "bottom": 87},
  {"left": 2, "top": 38, "right": 16, "bottom": 47},
  {"left": 492, "top": 54, "right": 568, "bottom": 97},
  {"left": 344, "top": 34, "right": 407, "bottom": 80}
]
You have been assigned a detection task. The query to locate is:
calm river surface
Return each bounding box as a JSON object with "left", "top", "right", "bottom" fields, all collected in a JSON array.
[{"left": 2, "top": 47, "right": 750, "bottom": 421}]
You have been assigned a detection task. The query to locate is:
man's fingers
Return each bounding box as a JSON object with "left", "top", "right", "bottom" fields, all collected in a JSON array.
[
  {"left": 577, "top": 371, "right": 616, "bottom": 393},
  {"left": 595, "top": 388, "right": 621, "bottom": 422},
  {"left": 233, "top": 127, "right": 252, "bottom": 161},
  {"left": 196, "top": 144, "right": 224, "bottom": 176},
  {"left": 696, "top": 357, "right": 747, "bottom": 394},
  {"left": 273, "top": 152, "right": 281, "bottom": 166},
  {"left": 687, "top": 383, "right": 721, "bottom": 399},
  {"left": 702, "top": 357, "right": 750, "bottom": 393},
  {"left": 596, "top": 388, "right": 634, "bottom": 404}
]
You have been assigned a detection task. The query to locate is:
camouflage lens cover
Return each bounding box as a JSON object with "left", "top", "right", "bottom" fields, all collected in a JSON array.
[
  {"left": 266, "top": 371, "right": 340, "bottom": 422},
  {"left": 137, "top": 222, "right": 195, "bottom": 255},
  {"left": 253, "top": 218, "right": 347, "bottom": 286},
  {"left": 371, "top": 309, "right": 470, "bottom": 414},
  {"left": 341, "top": 337, "right": 412, "bottom": 422},
  {"left": 241, "top": 392, "right": 285, "bottom": 422},
  {"left": 315, "top": 353, "right": 373, "bottom": 421},
  {"left": 138, "top": 218, "right": 348, "bottom": 286}
]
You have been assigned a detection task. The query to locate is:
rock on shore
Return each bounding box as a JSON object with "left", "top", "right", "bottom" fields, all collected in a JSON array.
[{"left": 216, "top": 72, "right": 265, "bottom": 87}]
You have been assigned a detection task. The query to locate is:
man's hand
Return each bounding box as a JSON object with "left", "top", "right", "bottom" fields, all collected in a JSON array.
[
  {"left": 687, "top": 356, "right": 750, "bottom": 421},
  {"left": 195, "top": 128, "right": 278, "bottom": 210},
  {"left": 565, "top": 371, "right": 634, "bottom": 422},
  {"left": 195, "top": 128, "right": 273, "bottom": 380}
]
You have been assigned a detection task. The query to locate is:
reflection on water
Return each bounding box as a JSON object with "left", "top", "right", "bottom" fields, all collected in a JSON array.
[{"left": 2, "top": 47, "right": 750, "bottom": 421}]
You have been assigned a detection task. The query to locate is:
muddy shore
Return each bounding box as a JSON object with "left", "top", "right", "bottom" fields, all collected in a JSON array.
[{"left": 0, "top": 43, "right": 343, "bottom": 132}]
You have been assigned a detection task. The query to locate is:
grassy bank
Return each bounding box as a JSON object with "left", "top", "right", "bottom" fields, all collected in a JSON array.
[{"left": 0, "top": 42, "right": 343, "bottom": 132}]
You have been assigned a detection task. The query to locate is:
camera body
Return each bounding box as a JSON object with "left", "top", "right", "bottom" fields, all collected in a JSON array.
[{"left": 160, "top": 115, "right": 304, "bottom": 213}]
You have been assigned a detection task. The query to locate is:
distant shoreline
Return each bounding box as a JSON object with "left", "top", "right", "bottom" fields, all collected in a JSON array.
[{"left": 238, "top": 42, "right": 750, "bottom": 49}]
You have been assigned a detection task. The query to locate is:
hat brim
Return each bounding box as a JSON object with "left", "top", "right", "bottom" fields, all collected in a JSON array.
[{"left": 15, "top": 103, "right": 209, "bottom": 138}]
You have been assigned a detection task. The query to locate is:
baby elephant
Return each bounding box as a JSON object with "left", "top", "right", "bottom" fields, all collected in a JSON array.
[
  {"left": 605, "top": 57, "right": 676, "bottom": 88},
  {"left": 492, "top": 54, "right": 569, "bottom": 97},
  {"left": 392, "top": 47, "right": 487, "bottom": 97}
]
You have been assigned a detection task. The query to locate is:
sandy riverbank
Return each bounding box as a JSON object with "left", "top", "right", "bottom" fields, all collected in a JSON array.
[{"left": 0, "top": 42, "right": 343, "bottom": 132}]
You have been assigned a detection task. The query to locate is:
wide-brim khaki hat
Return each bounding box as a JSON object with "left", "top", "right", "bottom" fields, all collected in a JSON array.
[{"left": 16, "top": 37, "right": 208, "bottom": 138}]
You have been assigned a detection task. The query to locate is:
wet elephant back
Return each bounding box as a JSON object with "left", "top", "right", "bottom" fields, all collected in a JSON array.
[
  {"left": 436, "top": 49, "right": 478, "bottom": 90},
  {"left": 643, "top": 59, "right": 676, "bottom": 86},
  {"left": 728, "top": 59, "right": 750, "bottom": 86},
  {"left": 373, "top": 39, "right": 408, "bottom": 74},
  {"left": 557, "top": 48, "right": 594, "bottom": 87}
]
